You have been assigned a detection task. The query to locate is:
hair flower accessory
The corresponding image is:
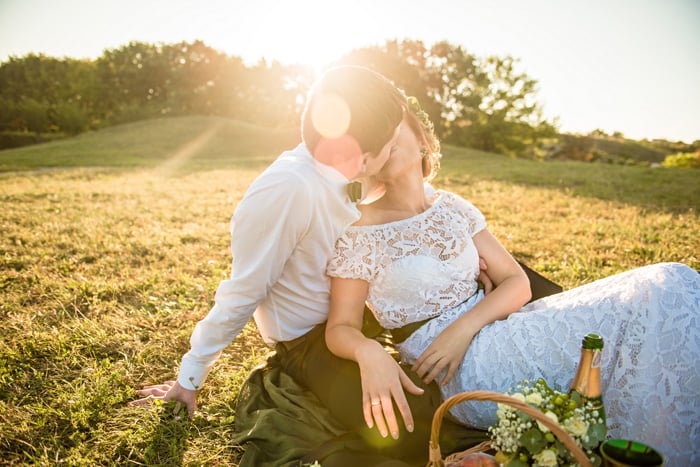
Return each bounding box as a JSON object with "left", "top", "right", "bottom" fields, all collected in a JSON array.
[{"left": 407, "top": 96, "right": 435, "bottom": 139}]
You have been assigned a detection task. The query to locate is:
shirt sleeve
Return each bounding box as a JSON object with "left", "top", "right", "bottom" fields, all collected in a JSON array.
[{"left": 177, "top": 169, "right": 313, "bottom": 389}]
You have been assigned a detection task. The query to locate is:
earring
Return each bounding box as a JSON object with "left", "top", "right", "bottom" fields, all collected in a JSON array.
[{"left": 420, "top": 148, "right": 428, "bottom": 159}]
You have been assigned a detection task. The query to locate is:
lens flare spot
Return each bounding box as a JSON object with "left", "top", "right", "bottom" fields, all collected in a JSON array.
[
  {"left": 314, "top": 134, "right": 363, "bottom": 174},
  {"left": 311, "top": 93, "right": 351, "bottom": 139}
]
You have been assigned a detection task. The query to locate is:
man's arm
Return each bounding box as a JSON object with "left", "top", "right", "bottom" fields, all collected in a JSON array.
[{"left": 133, "top": 170, "right": 314, "bottom": 412}]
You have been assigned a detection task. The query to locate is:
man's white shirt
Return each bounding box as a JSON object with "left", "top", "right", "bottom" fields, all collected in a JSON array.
[{"left": 177, "top": 143, "right": 360, "bottom": 389}]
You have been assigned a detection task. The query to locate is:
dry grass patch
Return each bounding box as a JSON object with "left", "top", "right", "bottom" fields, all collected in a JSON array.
[{"left": 1, "top": 144, "right": 697, "bottom": 465}]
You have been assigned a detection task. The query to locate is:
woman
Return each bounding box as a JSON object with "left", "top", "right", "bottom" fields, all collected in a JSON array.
[{"left": 325, "top": 98, "right": 700, "bottom": 465}]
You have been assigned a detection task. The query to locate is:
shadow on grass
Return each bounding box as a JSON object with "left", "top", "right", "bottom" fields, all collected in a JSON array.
[
  {"left": 440, "top": 146, "right": 700, "bottom": 214},
  {"left": 140, "top": 404, "right": 191, "bottom": 466}
]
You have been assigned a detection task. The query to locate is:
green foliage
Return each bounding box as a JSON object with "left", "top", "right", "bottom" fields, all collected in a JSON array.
[
  {"left": 662, "top": 151, "right": 700, "bottom": 168},
  {"left": 5, "top": 39, "right": 693, "bottom": 159},
  {"left": 490, "top": 379, "right": 605, "bottom": 466},
  {"left": 0, "top": 54, "right": 96, "bottom": 137},
  {"left": 451, "top": 55, "right": 557, "bottom": 157},
  {"left": 52, "top": 101, "right": 90, "bottom": 135},
  {"left": 0, "top": 130, "right": 66, "bottom": 149},
  {"left": 0, "top": 119, "right": 697, "bottom": 464},
  {"left": 339, "top": 40, "right": 557, "bottom": 158},
  {"left": 16, "top": 97, "right": 51, "bottom": 133},
  {"left": 0, "top": 42, "right": 313, "bottom": 146},
  {"left": 2, "top": 38, "right": 561, "bottom": 155}
]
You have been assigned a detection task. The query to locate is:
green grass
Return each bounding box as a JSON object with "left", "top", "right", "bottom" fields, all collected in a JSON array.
[
  {"left": 1, "top": 116, "right": 698, "bottom": 465},
  {"left": 0, "top": 115, "right": 299, "bottom": 173}
]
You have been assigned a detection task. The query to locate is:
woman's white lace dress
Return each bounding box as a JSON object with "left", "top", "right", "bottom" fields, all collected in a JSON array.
[{"left": 327, "top": 190, "right": 700, "bottom": 466}]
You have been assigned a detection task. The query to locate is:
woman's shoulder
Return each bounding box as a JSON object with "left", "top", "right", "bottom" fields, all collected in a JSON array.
[
  {"left": 435, "top": 190, "right": 487, "bottom": 228},
  {"left": 436, "top": 189, "right": 478, "bottom": 210}
]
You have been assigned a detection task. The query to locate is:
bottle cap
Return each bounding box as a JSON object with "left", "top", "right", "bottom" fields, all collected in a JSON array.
[{"left": 582, "top": 333, "right": 604, "bottom": 350}]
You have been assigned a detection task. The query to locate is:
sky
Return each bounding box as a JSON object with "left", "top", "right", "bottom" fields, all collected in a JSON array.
[{"left": 1, "top": 0, "right": 699, "bottom": 143}]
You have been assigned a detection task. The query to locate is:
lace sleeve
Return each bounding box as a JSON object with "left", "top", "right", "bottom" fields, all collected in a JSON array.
[
  {"left": 446, "top": 192, "right": 487, "bottom": 236},
  {"left": 326, "top": 230, "right": 376, "bottom": 281}
]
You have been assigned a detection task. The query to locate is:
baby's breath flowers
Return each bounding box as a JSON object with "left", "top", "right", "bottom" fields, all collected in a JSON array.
[{"left": 489, "top": 379, "right": 606, "bottom": 467}]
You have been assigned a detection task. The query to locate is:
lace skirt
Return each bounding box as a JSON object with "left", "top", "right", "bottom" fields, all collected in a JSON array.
[{"left": 397, "top": 262, "right": 700, "bottom": 466}]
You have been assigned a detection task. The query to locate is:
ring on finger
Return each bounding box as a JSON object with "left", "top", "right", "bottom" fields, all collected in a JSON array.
[{"left": 370, "top": 400, "right": 381, "bottom": 407}]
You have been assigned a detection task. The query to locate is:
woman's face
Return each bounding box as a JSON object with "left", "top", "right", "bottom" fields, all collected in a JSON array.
[{"left": 375, "top": 117, "right": 423, "bottom": 182}]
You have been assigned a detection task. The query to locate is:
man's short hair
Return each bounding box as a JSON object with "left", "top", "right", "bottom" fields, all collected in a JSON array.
[{"left": 302, "top": 66, "right": 405, "bottom": 157}]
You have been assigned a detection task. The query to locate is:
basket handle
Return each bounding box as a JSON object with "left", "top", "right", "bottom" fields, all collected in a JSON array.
[{"left": 427, "top": 390, "right": 592, "bottom": 467}]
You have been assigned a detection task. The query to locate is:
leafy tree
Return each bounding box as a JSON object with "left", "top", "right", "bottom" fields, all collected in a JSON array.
[
  {"left": 0, "top": 54, "right": 96, "bottom": 133},
  {"left": 336, "top": 39, "right": 555, "bottom": 157},
  {"left": 0, "top": 38, "right": 558, "bottom": 155},
  {"left": 237, "top": 59, "right": 313, "bottom": 127},
  {"left": 446, "top": 55, "right": 556, "bottom": 156},
  {"left": 337, "top": 39, "right": 440, "bottom": 132},
  {"left": 16, "top": 97, "right": 50, "bottom": 133},
  {"left": 52, "top": 101, "right": 89, "bottom": 134}
]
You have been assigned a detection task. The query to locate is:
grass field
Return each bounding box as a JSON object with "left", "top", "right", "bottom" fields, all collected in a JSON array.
[{"left": 1, "top": 116, "right": 698, "bottom": 465}]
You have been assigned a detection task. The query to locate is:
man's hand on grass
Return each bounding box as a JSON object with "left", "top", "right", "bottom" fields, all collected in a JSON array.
[{"left": 129, "top": 380, "right": 197, "bottom": 416}]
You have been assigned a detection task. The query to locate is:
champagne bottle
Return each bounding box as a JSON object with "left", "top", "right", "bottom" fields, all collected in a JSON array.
[{"left": 569, "top": 333, "right": 607, "bottom": 436}]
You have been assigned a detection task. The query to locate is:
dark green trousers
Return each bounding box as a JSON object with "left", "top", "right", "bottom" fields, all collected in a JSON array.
[{"left": 277, "top": 325, "right": 488, "bottom": 467}]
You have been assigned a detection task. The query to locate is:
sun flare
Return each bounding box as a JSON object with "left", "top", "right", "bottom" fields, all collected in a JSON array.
[{"left": 211, "top": 0, "right": 376, "bottom": 75}]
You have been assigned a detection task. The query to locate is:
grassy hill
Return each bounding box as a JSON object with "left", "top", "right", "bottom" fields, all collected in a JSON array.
[
  {"left": 554, "top": 133, "right": 670, "bottom": 164},
  {"left": 0, "top": 115, "right": 300, "bottom": 172},
  {"left": 0, "top": 116, "right": 698, "bottom": 465}
]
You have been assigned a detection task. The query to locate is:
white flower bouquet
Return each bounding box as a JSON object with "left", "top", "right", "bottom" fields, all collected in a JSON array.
[{"left": 489, "top": 379, "right": 606, "bottom": 467}]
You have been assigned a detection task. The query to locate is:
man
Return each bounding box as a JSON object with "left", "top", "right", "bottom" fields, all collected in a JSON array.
[{"left": 133, "top": 66, "right": 488, "bottom": 466}]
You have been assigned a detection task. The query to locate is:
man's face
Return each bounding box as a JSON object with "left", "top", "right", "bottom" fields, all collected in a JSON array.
[{"left": 356, "top": 124, "right": 401, "bottom": 178}]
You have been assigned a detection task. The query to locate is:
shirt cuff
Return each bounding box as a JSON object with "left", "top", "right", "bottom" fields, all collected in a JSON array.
[{"left": 177, "top": 354, "right": 213, "bottom": 390}]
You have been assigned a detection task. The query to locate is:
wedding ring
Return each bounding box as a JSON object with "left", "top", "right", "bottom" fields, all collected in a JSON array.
[{"left": 371, "top": 400, "right": 381, "bottom": 406}]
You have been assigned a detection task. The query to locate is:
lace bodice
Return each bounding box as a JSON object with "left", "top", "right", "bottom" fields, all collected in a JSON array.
[{"left": 327, "top": 191, "right": 486, "bottom": 329}]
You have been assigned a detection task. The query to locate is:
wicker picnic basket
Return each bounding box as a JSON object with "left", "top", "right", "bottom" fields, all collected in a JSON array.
[{"left": 426, "top": 390, "right": 592, "bottom": 467}]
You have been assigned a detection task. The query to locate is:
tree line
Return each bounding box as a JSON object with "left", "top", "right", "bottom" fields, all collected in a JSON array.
[
  {"left": 0, "top": 39, "right": 558, "bottom": 156},
  {"left": 1, "top": 38, "right": 697, "bottom": 164}
]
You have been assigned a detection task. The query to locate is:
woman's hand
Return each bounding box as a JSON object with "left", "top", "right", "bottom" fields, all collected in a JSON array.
[
  {"left": 355, "top": 340, "right": 424, "bottom": 439},
  {"left": 412, "top": 323, "right": 476, "bottom": 387},
  {"left": 326, "top": 276, "right": 425, "bottom": 439},
  {"left": 414, "top": 230, "right": 531, "bottom": 387},
  {"left": 129, "top": 380, "right": 198, "bottom": 416}
]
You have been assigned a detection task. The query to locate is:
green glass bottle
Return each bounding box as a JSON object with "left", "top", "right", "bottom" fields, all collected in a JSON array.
[{"left": 569, "top": 333, "right": 607, "bottom": 447}]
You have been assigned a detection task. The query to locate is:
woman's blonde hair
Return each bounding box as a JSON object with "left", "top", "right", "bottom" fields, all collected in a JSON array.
[{"left": 404, "top": 96, "right": 441, "bottom": 181}]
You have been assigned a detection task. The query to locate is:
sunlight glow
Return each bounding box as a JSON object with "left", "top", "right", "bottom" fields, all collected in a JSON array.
[
  {"left": 157, "top": 121, "right": 223, "bottom": 177},
  {"left": 314, "top": 134, "right": 363, "bottom": 174},
  {"left": 310, "top": 92, "right": 363, "bottom": 173},
  {"left": 310, "top": 93, "right": 351, "bottom": 139},
  {"left": 0, "top": 0, "right": 697, "bottom": 141}
]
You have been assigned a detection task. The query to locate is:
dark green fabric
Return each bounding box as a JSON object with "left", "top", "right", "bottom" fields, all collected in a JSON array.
[
  {"left": 232, "top": 351, "right": 346, "bottom": 467},
  {"left": 232, "top": 351, "right": 488, "bottom": 467},
  {"left": 518, "top": 261, "right": 563, "bottom": 302}
]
